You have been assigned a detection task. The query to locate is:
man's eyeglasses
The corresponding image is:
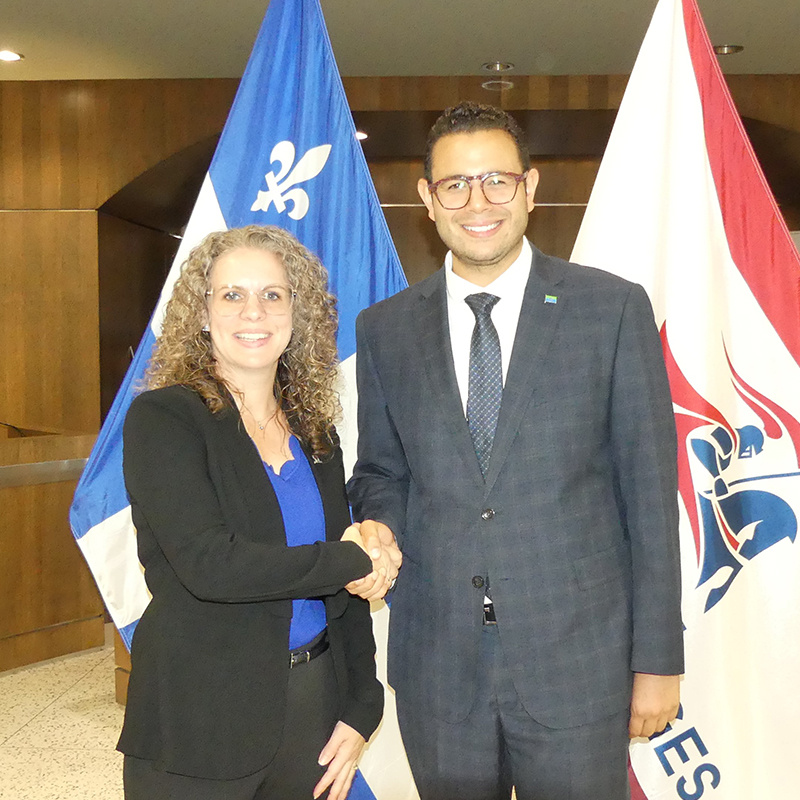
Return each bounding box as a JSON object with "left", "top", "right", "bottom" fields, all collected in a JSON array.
[
  {"left": 427, "top": 171, "right": 528, "bottom": 210},
  {"left": 205, "top": 284, "right": 296, "bottom": 317}
]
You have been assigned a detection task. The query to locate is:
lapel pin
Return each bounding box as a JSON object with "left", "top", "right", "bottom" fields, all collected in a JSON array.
[{"left": 544, "top": 294, "right": 558, "bottom": 305}]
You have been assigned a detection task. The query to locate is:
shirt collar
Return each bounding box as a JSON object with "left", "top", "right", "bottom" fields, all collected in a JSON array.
[{"left": 445, "top": 238, "right": 532, "bottom": 303}]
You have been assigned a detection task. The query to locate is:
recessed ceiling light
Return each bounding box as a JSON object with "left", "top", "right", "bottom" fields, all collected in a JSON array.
[
  {"left": 713, "top": 44, "right": 744, "bottom": 55},
  {"left": 0, "top": 50, "right": 24, "bottom": 62},
  {"left": 481, "top": 79, "right": 514, "bottom": 92},
  {"left": 481, "top": 61, "right": 514, "bottom": 73},
  {"left": 355, "top": 130, "right": 368, "bottom": 141}
]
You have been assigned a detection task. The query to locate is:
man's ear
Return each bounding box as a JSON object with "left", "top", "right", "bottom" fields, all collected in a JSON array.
[
  {"left": 524, "top": 168, "right": 540, "bottom": 213},
  {"left": 418, "top": 178, "right": 436, "bottom": 222}
]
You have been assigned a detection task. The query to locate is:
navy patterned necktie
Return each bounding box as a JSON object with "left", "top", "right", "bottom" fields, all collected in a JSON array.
[{"left": 465, "top": 293, "right": 502, "bottom": 478}]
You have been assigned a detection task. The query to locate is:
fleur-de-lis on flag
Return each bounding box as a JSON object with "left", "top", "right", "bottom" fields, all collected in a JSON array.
[{"left": 250, "top": 140, "right": 331, "bottom": 220}]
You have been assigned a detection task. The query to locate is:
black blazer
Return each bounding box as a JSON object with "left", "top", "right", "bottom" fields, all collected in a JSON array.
[{"left": 117, "top": 384, "right": 382, "bottom": 779}]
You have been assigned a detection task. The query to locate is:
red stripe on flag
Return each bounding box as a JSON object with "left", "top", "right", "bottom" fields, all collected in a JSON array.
[
  {"left": 661, "top": 324, "right": 730, "bottom": 556},
  {"left": 629, "top": 754, "right": 649, "bottom": 800},
  {"left": 725, "top": 347, "right": 800, "bottom": 466},
  {"left": 682, "top": 0, "right": 800, "bottom": 364}
]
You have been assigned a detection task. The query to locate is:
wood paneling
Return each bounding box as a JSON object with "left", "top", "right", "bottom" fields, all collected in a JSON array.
[
  {"left": 0, "top": 618, "right": 104, "bottom": 673},
  {"left": 782, "top": 206, "right": 800, "bottom": 230},
  {"left": 1, "top": 75, "right": 797, "bottom": 218},
  {"left": 368, "top": 160, "right": 425, "bottom": 206},
  {"left": 343, "top": 76, "right": 494, "bottom": 111},
  {"left": 382, "top": 206, "right": 446, "bottom": 285},
  {"left": 0, "top": 79, "right": 238, "bottom": 211},
  {"left": 342, "top": 75, "right": 630, "bottom": 112},
  {"left": 535, "top": 159, "right": 600, "bottom": 204},
  {"left": 98, "top": 213, "right": 181, "bottom": 418},
  {"left": 0, "top": 432, "right": 95, "bottom": 467},
  {"left": 727, "top": 75, "right": 800, "bottom": 135},
  {"left": 115, "top": 631, "right": 131, "bottom": 705},
  {"left": 0, "top": 211, "right": 100, "bottom": 433},
  {"left": 0, "top": 433, "right": 103, "bottom": 672}
]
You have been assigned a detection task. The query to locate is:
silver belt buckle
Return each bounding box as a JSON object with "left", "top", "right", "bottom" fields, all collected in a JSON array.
[{"left": 290, "top": 649, "right": 311, "bottom": 668}]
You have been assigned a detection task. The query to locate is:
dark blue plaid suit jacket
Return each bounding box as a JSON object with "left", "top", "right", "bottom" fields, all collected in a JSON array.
[{"left": 348, "top": 245, "right": 684, "bottom": 728}]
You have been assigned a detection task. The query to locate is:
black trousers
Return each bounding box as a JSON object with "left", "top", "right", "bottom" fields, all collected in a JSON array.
[
  {"left": 123, "top": 645, "right": 339, "bottom": 800},
  {"left": 397, "top": 625, "right": 631, "bottom": 800}
]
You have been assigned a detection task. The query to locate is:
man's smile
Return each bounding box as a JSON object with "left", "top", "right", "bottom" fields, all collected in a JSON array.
[{"left": 462, "top": 221, "right": 502, "bottom": 234}]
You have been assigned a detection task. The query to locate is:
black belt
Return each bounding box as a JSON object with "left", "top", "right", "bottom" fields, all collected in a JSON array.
[
  {"left": 289, "top": 629, "right": 329, "bottom": 668},
  {"left": 483, "top": 602, "right": 497, "bottom": 625}
]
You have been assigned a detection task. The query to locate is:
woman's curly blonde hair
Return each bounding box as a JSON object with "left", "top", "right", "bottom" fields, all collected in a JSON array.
[{"left": 145, "top": 225, "right": 340, "bottom": 458}]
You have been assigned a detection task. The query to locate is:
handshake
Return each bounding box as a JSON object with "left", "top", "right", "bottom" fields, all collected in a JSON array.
[{"left": 341, "top": 519, "right": 402, "bottom": 601}]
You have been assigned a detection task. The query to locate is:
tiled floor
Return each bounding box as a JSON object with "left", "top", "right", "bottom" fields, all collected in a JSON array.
[{"left": 0, "top": 625, "right": 124, "bottom": 799}]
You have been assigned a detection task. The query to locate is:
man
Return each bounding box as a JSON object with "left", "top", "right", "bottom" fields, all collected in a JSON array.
[{"left": 347, "top": 102, "right": 683, "bottom": 800}]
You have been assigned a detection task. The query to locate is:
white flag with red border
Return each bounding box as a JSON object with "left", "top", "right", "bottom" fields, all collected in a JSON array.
[{"left": 571, "top": 0, "right": 800, "bottom": 798}]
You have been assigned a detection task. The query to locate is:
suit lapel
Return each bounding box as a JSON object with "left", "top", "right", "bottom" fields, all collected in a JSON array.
[
  {"left": 413, "top": 271, "right": 485, "bottom": 485},
  {"left": 483, "top": 248, "right": 565, "bottom": 494}
]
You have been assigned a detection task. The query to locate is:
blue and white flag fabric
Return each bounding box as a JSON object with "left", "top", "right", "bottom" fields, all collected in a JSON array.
[
  {"left": 69, "top": 1, "right": 411, "bottom": 797},
  {"left": 572, "top": 0, "right": 800, "bottom": 797}
]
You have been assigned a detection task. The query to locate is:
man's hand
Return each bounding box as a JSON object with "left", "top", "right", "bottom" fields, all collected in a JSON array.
[
  {"left": 629, "top": 673, "right": 681, "bottom": 738},
  {"left": 360, "top": 519, "right": 402, "bottom": 571},
  {"left": 342, "top": 520, "right": 401, "bottom": 602},
  {"left": 313, "top": 721, "right": 366, "bottom": 800}
]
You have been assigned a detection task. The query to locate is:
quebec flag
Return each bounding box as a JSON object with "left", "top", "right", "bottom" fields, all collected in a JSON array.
[
  {"left": 69, "top": 1, "right": 410, "bottom": 797},
  {"left": 572, "top": 0, "right": 800, "bottom": 798}
]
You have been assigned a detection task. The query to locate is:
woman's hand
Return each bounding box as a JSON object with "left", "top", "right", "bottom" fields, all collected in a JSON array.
[
  {"left": 341, "top": 520, "right": 402, "bottom": 601},
  {"left": 313, "top": 721, "right": 366, "bottom": 800}
]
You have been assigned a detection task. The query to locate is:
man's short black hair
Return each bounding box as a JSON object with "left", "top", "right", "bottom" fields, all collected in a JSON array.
[{"left": 424, "top": 102, "right": 531, "bottom": 182}]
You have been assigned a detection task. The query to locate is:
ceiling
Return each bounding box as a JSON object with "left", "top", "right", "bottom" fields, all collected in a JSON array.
[{"left": 1, "top": 0, "right": 798, "bottom": 82}]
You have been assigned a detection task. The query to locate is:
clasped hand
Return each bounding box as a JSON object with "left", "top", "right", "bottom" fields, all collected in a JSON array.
[
  {"left": 629, "top": 672, "right": 681, "bottom": 739},
  {"left": 341, "top": 519, "right": 401, "bottom": 601}
]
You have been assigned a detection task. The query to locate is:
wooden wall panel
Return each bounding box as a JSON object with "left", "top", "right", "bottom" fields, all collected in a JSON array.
[
  {"left": 344, "top": 74, "right": 800, "bottom": 136},
  {"left": 114, "top": 631, "right": 132, "bottom": 705},
  {"left": 0, "top": 433, "right": 103, "bottom": 672},
  {"left": 783, "top": 206, "right": 800, "bottom": 231},
  {"left": 0, "top": 431, "right": 96, "bottom": 466},
  {"left": 95, "top": 80, "right": 236, "bottom": 206},
  {"left": 0, "top": 482, "right": 101, "bottom": 638},
  {"left": 0, "top": 211, "right": 100, "bottom": 433},
  {"left": 1, "top": 75, "right": 797, "bottom": 216},
  {"left": 368, "top": 160, "right": 424, "bottom": 205},
  {"left": 0, "top": 79, "right": 238, "bottom": 211},
  {"left": 343, "top": 76, "right": 494, "bottom": 111},
  {"left": 0, "top": 619, "right": 104, "bottom": 673},
  {"left": 727, "top": 75, "right": 800, "bottom": 135},
  {"left": 535, "top": 159, "right": 600, "bottom": 204},
  {"left": 98, "top": 213, "right": 180, "bottom": 418},
  {"left": 342, "top": 74, "right": 630, "bottom": 112},
  {"left": 382, "top": 206, "right": 446, "bottom": 285}
]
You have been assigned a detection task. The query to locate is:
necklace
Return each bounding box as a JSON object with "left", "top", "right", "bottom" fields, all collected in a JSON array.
[{"left": 241, "top": 401, "right": 278, "bottom": 432}]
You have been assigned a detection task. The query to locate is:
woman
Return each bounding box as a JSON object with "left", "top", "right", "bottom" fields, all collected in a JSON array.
[{"left": 118, "top": 225, "right": 396, "bottom": 800}]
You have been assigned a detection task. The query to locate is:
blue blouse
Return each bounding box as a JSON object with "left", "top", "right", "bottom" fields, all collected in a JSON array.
[{"left": 263, "top": 435, "right": 327, "bottom": 649}]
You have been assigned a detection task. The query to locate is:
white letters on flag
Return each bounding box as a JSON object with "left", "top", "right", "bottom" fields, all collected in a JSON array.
[
  {"left": 69, "top": 1, "right": 411, "bottom": 798},
  {"left": 572, "top": 1, "right": 800, "bottom": 798}
]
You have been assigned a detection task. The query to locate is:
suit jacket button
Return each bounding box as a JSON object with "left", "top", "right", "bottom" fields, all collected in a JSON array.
[
  {"left": 481, "top": 508, "right": 495, "bottom": 520},
  {"left": 472, "top": 576, "right": 485, "bottom": 589}
]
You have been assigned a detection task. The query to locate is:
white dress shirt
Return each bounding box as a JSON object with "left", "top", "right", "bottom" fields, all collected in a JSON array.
[{"left": 444, "top": 238, "right": 532, "bottom": 415}]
